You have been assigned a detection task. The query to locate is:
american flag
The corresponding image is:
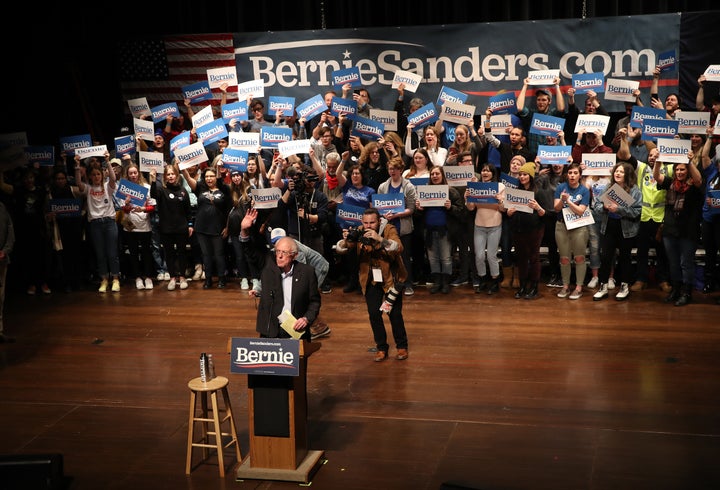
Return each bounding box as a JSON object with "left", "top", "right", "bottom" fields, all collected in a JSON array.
[{"left": 117, "top": 33, "right": 235, "bottom": 110}]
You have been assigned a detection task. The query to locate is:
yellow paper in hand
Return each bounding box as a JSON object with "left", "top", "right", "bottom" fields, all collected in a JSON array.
[{"left": 278, "top": 310, "right": 303, "bottom": 339}]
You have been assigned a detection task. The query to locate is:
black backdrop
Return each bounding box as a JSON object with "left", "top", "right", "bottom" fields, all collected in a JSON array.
[{"left": 2, "top": 1, "right": 718, "bottom": 148}]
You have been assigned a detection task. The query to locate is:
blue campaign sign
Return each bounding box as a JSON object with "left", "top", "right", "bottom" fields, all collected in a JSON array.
[
  {"left": 351, "top": 115, "right": 384, "bottom": 141},
  {"left": 260, "top": 126, "right": 294, "bottom": 149},
  {"left": 222, "top": 147, "right": 249, "bottom": 172},
  {"left": 630, "top": 106, "right": 667, "bottom": 128},
  {"left": 268, "top": 96, "right": 295, "bottom": 116},
  {"left": 229, "top": 337, "right": 300, "bottom": 376},
  {"left": 529, "top": 113, "right": 565, "bottom": 136},
  {"left": 408, "top": 177, "right": 429, "bottom": 187},
  {"left": 335, "top": 203, "right": 365, "bottom": 228},
  {"left": 115, "top": 178, "right": 149, "bottom": 206},
  {"left": 407, "top": 103, "right": 438, "bottom": 129},
  {"left": 658, "top": 49, "right": 677, "bottom": 72},
  {"left": 466, "top": 181, "right": 499, "bottom": 204},
  {"left": 114, "top": 135, "right": 136, "bottom": 158},
  {"left": 59, "top": 133, "right": 92, "bottom": 156},
  {"left": 25, "top": 145, "right": 55, "bottom": 166},
  {"left": 500, "top": 172, "right": 519, "bottom": 189},
  {"left": 331, "top": 66, "right": 362, "bottom": 89},
  {"left": 436, "top": 86, "right": 467, "bottom": 106},
  {"left": 196, "top": 119, "right": 229, "bottom": 147},
  {"left": 572, "top": 72, "right": 605, "bottom": 94},
  {"left": 151, "top": 102, "right": 180, "bottom": 123},
  {"left": 181, "top": 80, "right": 213, "bottom": 103},
  {"left": 372, "top": 193, "right": 405, "bottom": 214},
  {"left": 536, "top": 145, "right": 572, "bottom": 165},
  {"left": 49, "top": 199, "right": 82, "bottom": 219},
  {"left": 488, "top": 92, "right": 517, "bottom": 115},
  {"left": 222, "top": 100, "right": 249, "bottom": 123},
  {"left": 296, "top": 94, "right": 327, "bottom": 121},
  {"left": 170, "top": 131, "right": 191, "bottom": 157},
  {"left": 708, "top": 190, "right": 720, "bottom": 215},
  {"left": 641, "top": 118, "right": 679, "bottom": 141},
  {"left": 330, "top": 96, "right": 357, "bottom": 117}
]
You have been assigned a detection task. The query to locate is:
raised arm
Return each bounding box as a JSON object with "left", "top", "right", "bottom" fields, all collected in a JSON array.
[
  {"left": 553, "top": 76, "right": 565, "bottom": 113},
  {"left": 182, "top": 167, "right": 197, "bottom": 191},
  {"left": 516, "top": 78, "right": 530, "bottom": 112},
  {"left": 696, "top": 75, "right": 707, "bottom": 111}
]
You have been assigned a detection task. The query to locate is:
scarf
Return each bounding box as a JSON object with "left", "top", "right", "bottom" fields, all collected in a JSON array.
[{"left": 326, "top": 173, "right": 339, "bottom": 190}]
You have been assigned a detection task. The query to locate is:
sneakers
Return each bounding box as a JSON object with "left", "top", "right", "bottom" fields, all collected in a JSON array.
[
  {"left": 404, "top": 286, "right": 414, "bottom": 296},
  {"left": 156, "top": 272, "right": 165, "bottom": 281},
  {"left": 557, "top": 287, "right": 570, "bottom": 298},
  {"left": 593, "top": 283, "right": 609, "bottom": 301},
  {"left": 98, "top": 279, "right": 108, "bottom": 293},
  {"left": 615, "top": 282, "right": 630, "bottom": 301},
  {"left": 546, "top": 275, "right": 563, "bottom": 288},
  {"left": 569, "top": 287, "right": 583, "bottom": 300},
  {"left": 658, "top": 281, "right": 673, "bottom": 293},
  {"left": 111, "top": 278, "right": 120, "bottom": 292},
  {"left": 396, "top": 348, "right": 409, "bottom": 361},
  {"left": 310, "top": 323, "right": 331, "bottom": 340},
  {"left": 136, "top": 278, "right": 145, "bottom": 290},
  {"left": 167, "top": 278, "right": 177, "bottom": 291},
  {"left": 144, "top": 278, "right": 154, "bottom": 290},
  {"left": 27, "top": 285, "right": 36, "bottom": 295},
  {"left": 320, "top": 282, "right": 332, "bottom": 294},
  {"left": 41, "top": 284, "right": 51, "bottom": 294},
  {"left": 179, "top": 278, "right": 189, "bottom": 290},
  {"left": 630, "top": 280, "right": 646, "bottom": 292},
  {"left": 240, "top": 278, "right": 250, "bottom": 290},
  {"left": 450, "top": 277, "right": 468, "bottom": 287},
  {"left": 192, "top": 265, "right": 203, "bottom": 281},
  {"left": 587, "top": 276, "right": 599, "bottom": 289},
  {"left": 607, "top": 277, "right": 616, "bottom": 290},
  {"left": 374, "top": 350, "right": 388, "bottom": 362},
  {"left": 252, "top": 279, "right": 261, "bottom": 292}
]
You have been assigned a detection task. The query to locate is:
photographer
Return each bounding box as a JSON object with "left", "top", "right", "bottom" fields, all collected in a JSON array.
[{"left": 336, "top": 207, "right": 409, "bottom": 362}]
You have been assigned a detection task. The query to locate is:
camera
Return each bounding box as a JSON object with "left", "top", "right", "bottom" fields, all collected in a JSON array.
[{"left": 346, "top": 226, "right": 374, "bottom": 246}]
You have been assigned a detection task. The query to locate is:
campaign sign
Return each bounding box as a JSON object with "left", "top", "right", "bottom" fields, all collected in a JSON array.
[
  {"left": 536, "top": 145, "right": 571, "bottom": 165},
  {"left": 196, "top": 119, "right": 229, "bottom": 147},
  {"left": 408, "top": 177, "right": 429, "bottom": 188},
  {"left": 369, "top": 109, "right": 397, "bottom": 132},
  {"left": 138, "top": 151, "right": 165, "bottom": 173},
  {"left": 175, "top": 142, "right": 209, "bottom": 170},
  {"left": 229, "top": 132, "right": 260, "bottom": 152},
  {"left": 331, "top": 66, "right": 362, "bottom": 89},
  {"left": 708, "top": 190, "right": 720, "bottom": 215},
  {"left": 251, "top": 187, "right": 282, "bottom": 209},
  {"left": 407, "top": 103, "right": 438, "bottom": 129},
  {"left": 574, "top": 114, "right": 610, "bottom": 135},
  {"left": 600, "top": 183, "right": 636, "bottom": 209},
  {"left": 336, "top": 202, "right": 365, "bottom": 228},
  {"left": 527, "top": 69, "right": 560, "bottom": 86},
  {"left": 582, "top": 153, "right": 615, "bottom": 176},
  {"left": 436, "top": 86, "right": 467, "bottom": 106},
  {"left": 260, "top": 127, "right": 293, "bottom": 149},
  {"left": 629, "top": 106, "right": 667, "bottom": 128},
  {"left": 115, "top": 135, "right": 136, "bottom": 158},
  {"left": 351, "top": 115, "right": 384, "bottom": 141},
  {"left": 59, "top": 134, "right": 92, "bottom": 156},
  {"left": 391, "top": 70, "right": 422, "bottom": 93},
  {"left": 296, "top": 94, "right": 327, "bottom": 121},
  {"left": 191, "top": 105, "right": 214, "bottom": 129},
  {"left": 222, "top": 100, "right": 249, "bottom": 124},
  {"left": 127, "top": 97, "right": 151, "bottom": 118},
  {"left": 170, "top": 132, "right": 191, "bottom": 157},
  {"left": 562, "top": 207, "right": 595, "bottom": 230},
  {"left": 330, "top": 96, "right": 357, "bottom": 117},
  {"left": 229, "top": 337, "right": 300, "bottom": 377},
  {"left": 0, "top": 131, "right": 28, "bottom": 148},
  {"left": 657, "top": 49, "right": 677, "bottom": 73},
  {"left": 466, "top": 181, "right": 499, "bottom": 204},
  {"left": 488, "top": 92, "right": 517, "bottom": 115},
  {"left": 529, "top": 113, "right": 565, "bottom": 137},
  {"left": 115, "top": 178, "right": 149, "bottom": 206},
  {"left": 605, "top": 78, "right": 640, "bottom": 102},
  {"left": 181, "top": 80, "right": 213, "bottom": 103},
  {"left": 278, "top": 139, "right": 311, "bottom": 158},
  {"left": 207, "top": 66, "right": 238, "bottom": 89},
  {"left": 25, "top": 145, "right": 54, "bottom": 166},
  {"left": 416, "top": 184, "right": 448, "bottom": 207},
  {"left": 439, "top": 100, "right": 476, "bottom": 125},
  {"left": 443, "top": 166, "right": 474, "bottom": 187},
  {"left": 133, "top": 118, "right": 154, "bottom": 142},
  {"left": 481, "top": 114, "right": 512, "bottom": 132},
  {"left": 676, "top": 111, "right": 711, "bottom": 135},
  {"left": 641, "top": 119, "right": 679, "bottom": 141},
  {"left": 75, "top": 145, "right": 108, "bottom": 159},
  {"left": 151, "top": 102, "right": 180, "bottom": 124},
  {"left": 500, "top": 172, "right": 519, "bottom": 189},
  {"left": 373, "top": 194, "right": 405, "bottom": 215},
  {"left": 268, "top": 96, "right": 295, "bottom": 117},
  {"left": 237, "top": 79, "right": 264, "bottom": 99},
  {"left": 703, "top": 64, "right": 720, "bottom": 82},
  {"left": 221, "top": 148, "right": 249, "bottom": 172},
  {"left": 49, "top": 198, "right": 82, "bottom": 219},
  {"left": 504, "top": 187, "right": 534, "bottom": 213},
  {"left": 572, "top": 72, "right": 605, "bottom": 94},
  {"left": 656, "top": 137, "right": 691, "bottom": 163}
]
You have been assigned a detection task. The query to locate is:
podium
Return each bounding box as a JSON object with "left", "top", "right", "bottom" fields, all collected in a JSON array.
[{"left": 235, "top": 340, "right": 325, "bottom": 483}]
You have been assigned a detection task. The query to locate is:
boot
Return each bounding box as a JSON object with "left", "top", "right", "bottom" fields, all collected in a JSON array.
[
  {"left": 674, "top": 284, "right": 691, "bottom": 306},
  {"left": 441, "top": 274, "right": 450, "bottom": 294},
  {"left": 511, "top": 267, "right": 520, "bottom": 289},
  {"left": 486, "top": 277, "right": 500, "bottom": 295},
  {"left": 514, "top": 282, "right": 527, "bottom": 299},
  {"left": 664, "top": 282, "right": 681, "bottom": 303},
  {"left": 429, "top": 273, "right": 442, "bottom": 294},
  {"left": 474, "top": 275, "right": 488, "bottom": 293},
  {"left": 524, "top": 281, "right": 539, "bottom": 299},
  {"left": 500, "top": 266, "right": 513, "bottom": 288},
  {"left": 203, "top": 278, "right": 213, "bottom": 289},
  {"left": 217, "top": 276, "right": 226, "bottom": 289}
]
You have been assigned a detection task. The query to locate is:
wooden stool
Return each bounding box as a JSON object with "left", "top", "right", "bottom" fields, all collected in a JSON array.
[{"left": 186, "top": 376, "right": 242, "bottom": 477}]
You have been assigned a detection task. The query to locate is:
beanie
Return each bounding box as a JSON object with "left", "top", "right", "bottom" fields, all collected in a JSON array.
[{"left": 519, "top": 162, "right": 536, "bottom": 178}]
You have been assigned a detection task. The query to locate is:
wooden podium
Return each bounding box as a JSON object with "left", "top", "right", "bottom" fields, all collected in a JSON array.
[{"left": 235, "top": 340, "right": 325, "bottom": 483}]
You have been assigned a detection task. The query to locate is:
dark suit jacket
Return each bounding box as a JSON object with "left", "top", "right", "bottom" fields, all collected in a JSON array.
[{"left": 255, "top": 258, "right": 320, "bottom": 339}]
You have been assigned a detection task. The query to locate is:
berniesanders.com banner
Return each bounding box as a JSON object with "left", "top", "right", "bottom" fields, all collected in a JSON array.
[{"left": 233, "top": 13, "right": 680, "bottom": 115}]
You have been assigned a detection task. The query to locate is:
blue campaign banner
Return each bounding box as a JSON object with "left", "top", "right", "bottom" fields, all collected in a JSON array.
[
  {"left": 500, "top": 173, "right": 519, "bottom": 189},
  {"left": 331, "top": 66, "right": 362, "bottom": 89},
  {"left": 195, "top": 119, "right": 229, "bottom": 147},
  {"left": 437, "top": 86, "right": 468, "bottom": 106},
  {"left": 181, "top": 80, "right": 213, "bottom": 103},
  {"left": 151, "top": 102, "right": 180, "bottom": 123},
  {"left": 488, "top": 92, "right": 516, "bottom": 115},
  {"left": 351, "top": 115, "right": 384, "bottom": 141},
  {"left": 407, "top": 103, "right": 438, "bottom": 129},
  {"left": 467, "top": 181, "right": 499, "bottom": 204},
  {"left": 260, "top": 126, "right": 293, "bottom": 149},
  {"left": 221, "top": 147, "right": 249, "bottom": 172},
  {"left": 170, "top": 131, "right": 191, "bottom": 157},
  {"left": 530, "top": 113, "right": 565, "bottom": 136},
  {"left": 115, "top": 178, "right": 149, "bottom": 206},
  {"left": 296, "top": 94, "right": 327, "bottom": 121},
  {"left": 572, "top": 72, "right": 605, "bottom": 94},
  {"left": 641, "top": 119, "right": 679, "bottom": 141},
  {"left": 408, "top": 177, "right": 429, "bottom": 187},
  {"left": 658, "top": 49, "right": 677, "bottom": 72},
  {"left": 229, "top": 337, "right": 300, "bottom": 376},
  {"left": 630, "top": 106, "right": 668, "bottom": 128},
  {"left": 59, "top": 133, "right": 92, "bottom": 157},
  {"left": 537, "top": 145, "right": 572, "bottom": 165},
  {"left": 330, "top": 96, "right": 357, "bottom": 117},
  {"left": 25, "top": 145, "right": 54, "bottom": 166},
  {"left": 268, "top": 96, "right": 295, "bottom": 116},
  {"left": 336, "top": 203, "right": 365, "bottom": 228},
  {"left": 114, "top": 135, "right": 136, "bottom": 158},
  {"left": 372, "top": 193, "right": 405, "bottom": 214},
  {"left": 222, "top": 100, "right": 249, "bottom": 123},
  {"left": 49, "top": 198, "right": 82, "bottom": 219}
]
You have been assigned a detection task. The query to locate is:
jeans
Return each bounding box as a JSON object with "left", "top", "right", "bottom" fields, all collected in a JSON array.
[
  {"left": 365, "top": 281, "right": 407, "bottom": 353},
  {"left": 663, "top": 235, "right": 697, "bottom": 291},
  {"left": 89, "top": 217, "right": 120, "bottom": 278},
  {"left": 473, "top": 224, "right": 502, "bottom": 278},
  {"left": 426, "top": 229, "right": 452, "bottom": 275},
  {"left": 196, "top": 232, "right": 226, "bottom": 279}
]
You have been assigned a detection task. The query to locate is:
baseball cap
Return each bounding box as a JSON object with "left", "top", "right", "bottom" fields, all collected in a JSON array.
[
  {"left": 109, "top": 158, "right": 122, "bottom": 167},
  {"left": 270, "top": 228, "right": 286, "bottom": 244},
  {"left": 230, "top": 170, "right": 241, "bottom": 177}
]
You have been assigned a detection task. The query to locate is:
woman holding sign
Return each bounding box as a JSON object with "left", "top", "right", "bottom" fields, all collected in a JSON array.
[
  {"left": 120, "top": 163, "right": 156, "bottom": 291},
  {"left": 591, "top": 162, "right": 641, "bottom": 301}
]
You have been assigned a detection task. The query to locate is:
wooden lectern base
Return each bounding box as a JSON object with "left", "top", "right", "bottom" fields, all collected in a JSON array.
[{"left": 235, "top": 450, "right": 326, "bottom": 483}]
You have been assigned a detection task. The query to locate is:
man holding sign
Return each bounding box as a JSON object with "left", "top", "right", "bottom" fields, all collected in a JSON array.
[{"left": 516, "top": 75, "right": 566, "bottom": 154}]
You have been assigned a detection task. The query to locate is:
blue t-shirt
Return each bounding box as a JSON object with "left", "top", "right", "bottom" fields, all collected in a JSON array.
[
  {"left": 554, "top": 182, "right": 590, "bottom": 222},
  {"left": 342, "top": 180, "right": 374, "bottom": 209}
]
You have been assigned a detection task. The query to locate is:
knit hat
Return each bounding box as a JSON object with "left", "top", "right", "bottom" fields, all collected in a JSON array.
[
  {"left": 270, "top": 228, "right": 286, "bottom": 244},
  {"left": 519, "top": 162, "right": 536, "bottom": 178},
  {"left": 509, "top": 155, "right": 526, "bottom": 167}
]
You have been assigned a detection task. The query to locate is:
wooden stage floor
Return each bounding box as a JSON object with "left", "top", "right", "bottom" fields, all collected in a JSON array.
[{"left": 1, "top": 278, "right": 719, "bottom": 489}]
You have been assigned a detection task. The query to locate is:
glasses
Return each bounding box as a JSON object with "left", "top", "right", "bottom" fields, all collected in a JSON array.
[
  {"left": 275, "top": 250, "right": 295, "bottom": 257},
  {"left": 461, "top": 159, "right": 473, "bottom": 163}
]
